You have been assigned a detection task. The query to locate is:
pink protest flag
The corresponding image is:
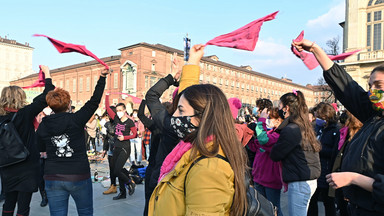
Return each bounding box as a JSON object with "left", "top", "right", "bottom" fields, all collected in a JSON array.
[
  {"left": 205, "top": 11, "right": 279, "bottom": 51},
  {"left": 291, "top": 31, "right": 360, "bottom": 70},
  {"left": 22, "top": 65, "right": 46, "bottom": 89},
  {"left": 109, "top": 92, "right": 142, "bottom": 104},
  {"left": 34, "top": 34, "right": 110, "bottom": 70}
]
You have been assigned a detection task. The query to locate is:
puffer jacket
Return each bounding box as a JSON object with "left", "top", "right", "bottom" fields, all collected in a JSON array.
[
  {"left": 270, "top": 118, "right": 321, "bottom": 183},
  {"left": 324, "top": 63, "right": 384, "bottom": 214},
  {"left": 148, "top": 143, "right": 234, "bottom": 216}
]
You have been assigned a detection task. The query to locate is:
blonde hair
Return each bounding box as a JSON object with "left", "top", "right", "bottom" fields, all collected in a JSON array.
[{"left": 0, "top": 86, "right": 27, "bottom": 115}]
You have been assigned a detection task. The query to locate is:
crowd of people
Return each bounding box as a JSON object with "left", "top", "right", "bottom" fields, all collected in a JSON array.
[{"left": 0, "top": 37, "right": 384, "bottom": 216}]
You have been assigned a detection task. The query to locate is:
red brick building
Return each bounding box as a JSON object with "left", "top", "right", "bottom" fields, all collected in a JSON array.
[{"left": 11, "top": 42, "right": 318, "bottom": 112}]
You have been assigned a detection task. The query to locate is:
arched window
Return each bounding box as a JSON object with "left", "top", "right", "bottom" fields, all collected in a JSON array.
[
  {"left": 367, "top": 1, "right": 384, "bottom": 50},
  {"left": 369, "top": 0, "right": 384, "bottom": 6}
]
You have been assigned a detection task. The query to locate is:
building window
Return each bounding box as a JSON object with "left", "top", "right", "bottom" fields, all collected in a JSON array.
[
  {"left": 367, "top": 25, "right": 372, "bottom": 47},
  {"left": 150, "top": 76, "right": 157, "bottom": 87},
  {"left": 206, "top": 76, "right": 210, "bottom": 83},
  {"left": 220, "top": 78, "right": 223, "bottom": 85},
  {"left": 94, "top": 76, "right": 98, "bottom": 89},
  {"left": 374, "top": 11, "right": 382, "bottom": 21},
  {"left": 246, "top": 84, "right": 249, "bottom": 90},
  {"left": 145, "top": 76, "right": 148, "bottom": 89},
  {"left": 152, "top": 50, "right": 156, "bottom": 57},
  {"left": 72, "top": 79, "right": 76, "bottom": 93},
  {"left": 368, "top": 12, "right": 372, "bottom": 22},
  {"left": 237, "top": 82, "right": 240, "bottom": 88},
  {"left": 373, "top": 23, "right": 382, "bottom": 50},
  {"left": 66, "top": 80, "right": 70, "bottom": 90},
  {"left": 241, "top": 84, "right": 244, "bottom": 89},
  {"left": 231, "top": 81, "right": 235, "bottom": 87},
  {"left": 79, "top": 77, "right": 83, "bottom": 92},
  {"left": 113, "top": 73, "right": 118, "bottom": 89},
  {"left": 226, "top": 80, "right": 229, "bottom": 86},
  {"left": 251, "top": 85, "right": 254, "bottom": 91},
  {"left": 199, "top": 74, "right": 203, "bottom": 81},
  {"left": 375, "top": 0, "right": 384, "bottom": 5},
  {"left": 86, "top": 77, "right": 90, "bottom": 91},
  {"left": 213, "top": 77, "right": 217, "bottom": 84},
  {"left": 151, "top": 64, "right": 156, "bottom": 72}
]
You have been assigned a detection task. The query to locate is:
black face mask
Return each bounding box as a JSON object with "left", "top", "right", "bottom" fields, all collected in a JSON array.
[
  {"left": 278, "top": 109, "right": 285, "bottom": 120},
  {"left": 170, "top": 115, "right": 198, "bottom": 139}
]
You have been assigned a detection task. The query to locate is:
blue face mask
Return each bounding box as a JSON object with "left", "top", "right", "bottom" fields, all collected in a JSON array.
[{"left": 316, "top": 118, "right": 327, "bottom": 127}]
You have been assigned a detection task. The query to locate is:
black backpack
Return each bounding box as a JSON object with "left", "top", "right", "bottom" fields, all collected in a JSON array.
[
  {"left": 0, "top": 112, "right": 30, "bottom": 167},
  {"left": 185, "top": 155, "right": 277, "bottom": 216}
]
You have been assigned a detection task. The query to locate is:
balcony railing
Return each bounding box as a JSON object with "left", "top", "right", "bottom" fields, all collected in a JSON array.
[{"left": 358, "top": 50, "right": 384, "bottom": 61}]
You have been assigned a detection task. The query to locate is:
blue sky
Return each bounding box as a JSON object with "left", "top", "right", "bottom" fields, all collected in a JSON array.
[{"left": 1, "top": 0, "right": 345, "bottom": 86}]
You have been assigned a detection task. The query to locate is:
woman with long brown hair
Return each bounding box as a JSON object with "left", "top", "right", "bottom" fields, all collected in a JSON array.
[
  {"left": 148, "top": 84, "right": 248, "bottom": 216},
  {"left": 270, "top": 91, "right": 321, "bottom": 216}
]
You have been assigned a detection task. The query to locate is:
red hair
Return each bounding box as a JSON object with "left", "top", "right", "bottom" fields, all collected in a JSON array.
[{"left": 46, "top": 88, "right": 71, "bottom": 113}]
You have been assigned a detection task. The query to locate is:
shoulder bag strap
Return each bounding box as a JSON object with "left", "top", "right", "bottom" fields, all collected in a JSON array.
[{"left": 184, "top": 154, "right": 229, "bottom": 196}]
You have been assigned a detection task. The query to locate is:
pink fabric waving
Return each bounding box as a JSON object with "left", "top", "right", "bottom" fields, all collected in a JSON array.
[
  {"left": 291, "top": 31, "right": 360, "bottom": 70},
  {"left": 205, "top": 11, "right": 279, "bottom": 51},
  {"left": 34, "top": 34, "right": 109, "bottom": 70},
  {"left": 22, "top": 65, "right": 46, "bottom": 89}
]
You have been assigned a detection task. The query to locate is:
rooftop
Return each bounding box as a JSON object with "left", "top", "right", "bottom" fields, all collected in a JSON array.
[{"left": 0, "top": 36, "right": 33, "bottom": 49}]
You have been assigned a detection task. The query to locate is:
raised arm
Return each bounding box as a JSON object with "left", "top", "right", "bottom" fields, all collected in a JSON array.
[
  {"left": 292, "top": 39, "right": 334, "bottom": 71},
  {"left": 23, "top": 65, "right": 55, "bottom": 117},
  {"left": 178, "top": 44, "right": 205, "bottom": 93},
  {"left": 105, "top": 94, "right": 116, "bottom": 119},
  {"left": 138, "top": 100, "right": 154, "bottom": 129},
  {"left": 73, "top": 69, "right": 108, "bottom": 126},
  {"left": 293, "top": 38, "right": 374, "bottom": 122}
]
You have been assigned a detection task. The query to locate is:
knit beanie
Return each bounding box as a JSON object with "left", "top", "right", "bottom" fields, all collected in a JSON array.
[{"left": 228, "top": 98, "right": 242, "bottom": 119}]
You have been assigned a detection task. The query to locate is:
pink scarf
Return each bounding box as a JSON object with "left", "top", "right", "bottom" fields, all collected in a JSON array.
[
  {"left": 158, "top": 136, "right": 214, "bottom": 182},
  {"left": 338, "top": 126, "right": 348, "bottom": 150},
  {"left": 158, "top": 140, "right": 192, "bottom": 182}
]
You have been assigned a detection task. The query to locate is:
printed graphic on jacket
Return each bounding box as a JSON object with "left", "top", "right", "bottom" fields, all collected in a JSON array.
[{"left": 51, "top": 134, "right": 74, "bottom": 157}]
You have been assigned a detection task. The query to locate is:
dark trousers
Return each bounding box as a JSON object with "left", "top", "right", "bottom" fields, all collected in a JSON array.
[
  {"left": 112, "top": 147, "right": 132, "bottom": 193},
  {"left": 308, "top": 187, "right": 336, "bottom": 216},
  {"left": 2, "top": 191, "right": 32, "bottom": 216},
  {"left": 87, "top": 137, "right": 96, "bottom": 151},
  {"left": 108, "top": 155, "right": 116, "bottom": 185}
]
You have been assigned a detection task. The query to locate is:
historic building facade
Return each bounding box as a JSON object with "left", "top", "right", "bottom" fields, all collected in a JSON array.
[
  {"left": 11, "top": 42, "right": 317, "bottom": 110},
  {"left": 341, "top": 0, "right": 384, "bottom": 90},
  {"left": 0, "top": 36, "right": 34, "bottom": 91}
]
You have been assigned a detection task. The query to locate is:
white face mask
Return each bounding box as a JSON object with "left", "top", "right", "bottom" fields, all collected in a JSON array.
[
  {"left": 100, "top": 119, "right": 106, "bottom": 126},
  {"left": 117, "top": 112, "right": 124, "bottom": 119}
]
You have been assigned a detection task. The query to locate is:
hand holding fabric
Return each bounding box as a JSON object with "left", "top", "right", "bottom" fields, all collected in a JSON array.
[
  {"left": 187, "top": 44, "right": 205, "bottom": 65},
  {"left": 40, "top": 65, "right": 51, "bottom": 78}
]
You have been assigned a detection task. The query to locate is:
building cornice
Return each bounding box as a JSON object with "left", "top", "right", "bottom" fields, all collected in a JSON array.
[{"left": 120, "top": 42, "right": 312, "bottom": 90}]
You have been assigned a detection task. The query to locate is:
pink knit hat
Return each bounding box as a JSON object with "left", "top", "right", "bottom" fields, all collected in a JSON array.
[
  {"left": 331, "top": 103, "right": 339, "bottom": 112},
  {"left": 228, "top": 98, "right": 242, "bottom": 119}
]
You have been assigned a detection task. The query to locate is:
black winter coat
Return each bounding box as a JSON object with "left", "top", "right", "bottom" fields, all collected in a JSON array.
[
  {"left": 270, "top": 118, "right": 321, "bottom": 183},
  {"left": 316, "top": 123, "right": 340, "bottom": 188},
  {"left": 145, "top": 75, "right": 179, "bottom": 203},
  {"left": 324, "top": 63, "right": 384, "bottom": 214},
  {"left": 0, "top": 79, "right": 55, "bottom": 193}
]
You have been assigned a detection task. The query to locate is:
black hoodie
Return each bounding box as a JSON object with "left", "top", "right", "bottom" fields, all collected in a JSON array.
[{"left": 37, "top": 76, "right": 105, "bottom": 176}]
